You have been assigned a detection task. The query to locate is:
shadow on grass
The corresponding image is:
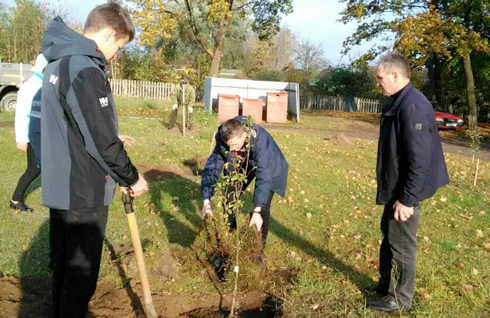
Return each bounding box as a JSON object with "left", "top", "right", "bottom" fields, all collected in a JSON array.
[
  {"left": 18, "top": 220, "right": 52, "bottom": 318},
  {"left": 104, "top": 237, "right": 144, "bottom": 316},
  {"left": 144, "top": 170, "right": 202, "bottom": 248},
  {"left": 269, "top": 216, "right": 374, "bottom": 292}
]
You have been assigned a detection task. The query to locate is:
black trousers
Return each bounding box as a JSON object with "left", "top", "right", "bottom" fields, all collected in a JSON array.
[
  {"left": 378, "top": 201, "right": 421, "bottom": 307},
  {"left": 12, "top": 143, "right": 41, "bottom": 202},
  {"left": 225, "top": 171, "right": 274, "bottom": 250},
  {"left": 50, "top": 206, "right": 108, "bottom": 318}
]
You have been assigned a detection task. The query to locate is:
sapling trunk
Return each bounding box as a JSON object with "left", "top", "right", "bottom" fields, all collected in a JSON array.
[{"left": 474, "top": 158, "right": 480, "bottom": 186}]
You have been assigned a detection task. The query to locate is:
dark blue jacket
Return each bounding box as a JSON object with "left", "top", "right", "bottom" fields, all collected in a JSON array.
[
  {"left": 28, "top": 88, "right": 42, "bottom": 166},
  {"left": 376, "top": 83, "right": 449, "bottom": 207},
  {"left": 201, "top": 116, "right": 288, "bottom": 207}
]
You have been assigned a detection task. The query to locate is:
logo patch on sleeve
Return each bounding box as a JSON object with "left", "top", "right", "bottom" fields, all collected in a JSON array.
[
  {"left": 99, "top": 97, "right": 109, "bottom": 108},
  {"left": 415, "top": 123, "right": 422, "bottom": 130},
  {"left": 49, "top": 75, "right": 58, "bottom": 85}
]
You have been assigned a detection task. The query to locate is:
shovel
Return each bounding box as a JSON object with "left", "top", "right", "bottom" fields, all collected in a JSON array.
[{"left": 122, "top": 190, "right": 158, "bottom": 318}]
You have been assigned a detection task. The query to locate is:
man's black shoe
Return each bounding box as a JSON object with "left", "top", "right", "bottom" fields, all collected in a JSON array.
[
  {"left": 10, "top": 200, "right": 33, "bottom": 212},
  {"left": 256, "top": 254, "right": 266, "bottom": 271},
  {"left": 367, "top": 295, "right": 410, "bottom": 312},
  {"left": 167, "top": 125, "right": 173, "bottom": 130},
  {"left": 365, "top": 283, "right": 388, "bottom": 295}
]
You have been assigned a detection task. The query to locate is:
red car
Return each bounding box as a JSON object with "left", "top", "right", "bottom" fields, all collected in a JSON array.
[{"left": 435, "top": 111, "right": 465, "bottom": 130}]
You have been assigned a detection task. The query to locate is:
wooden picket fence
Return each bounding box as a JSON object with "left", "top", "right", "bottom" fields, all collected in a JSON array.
[
  {"left": 300, "top": 95, "right": 382, "bottom": 113},
  {"left": 356, "top": 98, "right": 382, "bottom": 113},
  {"left": 110, "top": 79, "right": 174, "bottom": 100}
]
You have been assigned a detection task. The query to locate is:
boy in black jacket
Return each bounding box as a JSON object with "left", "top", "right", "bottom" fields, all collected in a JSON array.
[{"left": 41, "top": 4, "right": 148, "bottom": 317}]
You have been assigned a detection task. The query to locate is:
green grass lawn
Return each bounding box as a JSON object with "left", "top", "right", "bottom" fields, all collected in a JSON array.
[{"left": 0, "top": 98, "right": 489, "bottom": 317}]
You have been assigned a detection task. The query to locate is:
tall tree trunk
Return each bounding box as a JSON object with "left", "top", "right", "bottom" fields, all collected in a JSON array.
[
  {"left": 209, "top": 15, "right": 232, "bottom": 77},
  {"left": 426, "top": 53, "right": 436, "bottom": 102},
  {"left": 462, "top": 53, "right": 478, "bottom": 131}
]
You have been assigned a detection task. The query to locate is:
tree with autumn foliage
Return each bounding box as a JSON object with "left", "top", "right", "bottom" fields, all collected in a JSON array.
[
  {"left": 340, "top": 0, "right": 490, "bottom": 131},
  {"left": 126, "top": 0, "right": 293, "bottom": 77}
]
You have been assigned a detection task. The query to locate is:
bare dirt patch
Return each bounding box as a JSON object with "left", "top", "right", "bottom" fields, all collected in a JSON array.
[
  {"left": 0, "top": 121, "right": 14, "bottom": 128},
  {"left": 325, "top": 133, "right": 353, "bottom": 145},
  {"left": 0, "top": 277, "right": 281, "bottom": 318},
  {"left": 135, "top": 163, "right": 197, "bottom": 182}
]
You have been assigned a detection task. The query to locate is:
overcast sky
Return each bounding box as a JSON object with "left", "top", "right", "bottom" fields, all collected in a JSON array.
[{"left": 4, "top": 0, "right": 386, "bottom": 65}]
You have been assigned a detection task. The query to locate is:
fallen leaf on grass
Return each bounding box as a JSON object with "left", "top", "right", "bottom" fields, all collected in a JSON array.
[
  {"left": 310, "top": 304, "right": 320, "bottom": 310},
  {"left": 423, "top": 236, "right": 430, "bottom": 243},
  {"left": 455, "top": 261, "right": 466, "bottom": 269},
  {"left": 463, "top": 284, "right": 478, "bottom": 290},
  {"left": 306, "top": 212, "right": 312, "bottom": 220},
  {"left": 472, "top": 268, "right": 479, "bottom": 276},
  {"left": 477, "top": 230, "right": 484, "bottom": 238},
  {"left": 440, "top": 197, "right": 447, "bottom": 202},
  {"left": 423, "top": 293, "right": 433, "bottom": 300}
]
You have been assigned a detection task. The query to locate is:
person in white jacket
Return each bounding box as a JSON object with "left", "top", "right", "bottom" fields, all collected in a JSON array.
[{"left": 10, "top": 54, "right": 47, "bottom": 211}]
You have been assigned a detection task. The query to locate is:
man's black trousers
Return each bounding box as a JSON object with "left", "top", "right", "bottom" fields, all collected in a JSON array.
[
  {"left": 50, "top": 206, "right": 108, "bottom": 318},
  {"left": 224, "top": 170, "right": 274, "bottom": 250},
  {"left": 378, "top": 201, "right": 421, "bottom": 308}
]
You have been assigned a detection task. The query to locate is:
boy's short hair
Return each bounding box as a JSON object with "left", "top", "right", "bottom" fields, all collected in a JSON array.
[
  {"left": 220, "top": 119, "right": 245, "bottom": 143},
  {"left": 84, "top": 3, "right": 135, "bottom": 41}
]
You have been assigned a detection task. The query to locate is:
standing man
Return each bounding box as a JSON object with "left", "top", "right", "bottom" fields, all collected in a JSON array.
[
  {"left": 41, "top": 4, "right": 148, "bottom": 317},
  {"left": 168, "top": 77, "right": 196, "bottom": 130},
  {"left": 9, "top": 54, "right": 47, "bottom": 211},
  {"left": 367, "top": 52, "right": 449, "bottom": 312},
  {"left": 201, "top": 116, "right": 288, "bottom": 268}
]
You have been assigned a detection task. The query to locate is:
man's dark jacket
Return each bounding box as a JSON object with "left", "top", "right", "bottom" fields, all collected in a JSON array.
[
  {"left": 41, "top": 17, "right": 138, "bottom": 210},
  {"left": 376, "top": 83, "right": 449, "bottom": 207},
  {"left": 201, "top": 116, "right": 288, "bottom": 207}
]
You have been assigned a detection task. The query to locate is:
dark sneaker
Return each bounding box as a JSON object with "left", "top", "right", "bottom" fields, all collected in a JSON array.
[
  {"left": 167, "top": 125, "right": 174, "bottom": 130},
  {"left": 367, "top": 294, "right": 410, "bottom": 312},
  {"left": 256, "top": 254, "right": 266, "bottom": 271},
  {"left": 364, "top": 283, "right": 388, "bottom": 296},
  {"left": 10, "top": 200, "right": 33, "bottom": 212}
]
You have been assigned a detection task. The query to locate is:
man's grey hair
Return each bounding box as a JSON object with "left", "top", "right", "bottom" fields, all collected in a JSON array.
[{"left": 379, "top": 52, "right": 411, "bottom": 79}]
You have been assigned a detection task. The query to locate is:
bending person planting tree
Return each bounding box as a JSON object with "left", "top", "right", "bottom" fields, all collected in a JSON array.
[{"left": 201, "top": 116, "right": 288, "bottom": 269}]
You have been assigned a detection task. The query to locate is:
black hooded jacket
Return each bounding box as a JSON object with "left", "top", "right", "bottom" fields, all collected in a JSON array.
[{"left": 41, "top": 17, "right": 138, "bottom": 210}]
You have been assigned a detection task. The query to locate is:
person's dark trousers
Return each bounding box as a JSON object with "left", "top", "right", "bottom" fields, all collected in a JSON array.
[
  {"left": 224, "top": 172, "right": 274, "bottom": 250},
  {"left": 11, "top": 143, "right": 41, "bottom": 202},
  {"left": 49, "top": 209, "right": 61, "bottom": 270},
  {"left": 50, "top": 206, "right": 108, "bottom": 318},
  {"left": 378, "top": 200, "right": 421, "bottom": 308},
  {"left": 168, "top": 108, "right": 178, "bottom": 128}
]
